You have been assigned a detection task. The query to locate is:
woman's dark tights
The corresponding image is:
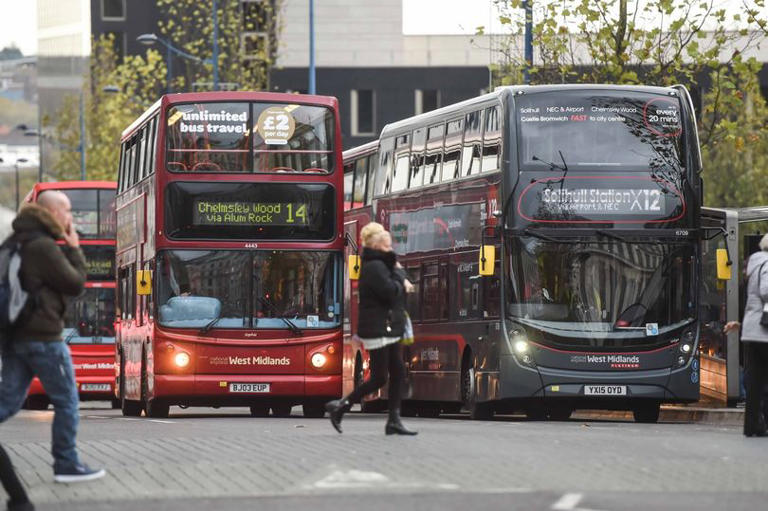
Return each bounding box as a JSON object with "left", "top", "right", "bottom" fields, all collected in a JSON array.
[{"left": 347, "top": 342, "right": 405, "bottom": 411}]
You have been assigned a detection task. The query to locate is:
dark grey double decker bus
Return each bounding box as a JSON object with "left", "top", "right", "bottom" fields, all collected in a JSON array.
[{"left": 344, "top": 84, "right": 706, "bottom": 422}]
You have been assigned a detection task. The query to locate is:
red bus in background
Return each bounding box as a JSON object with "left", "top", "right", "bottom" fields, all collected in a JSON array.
[
  {"left": 341, "top": 141, "right": 385, "bottom": 411},
  {"left": 25, "top": 181, "right": 118, "bottom": 409},
  {"left": 115, "top": 92, "right": 343, "bottom": 418}
]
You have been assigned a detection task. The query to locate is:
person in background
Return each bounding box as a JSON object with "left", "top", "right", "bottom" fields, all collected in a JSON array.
[
  {"left": 735, "top": 233, "right": 768, "bottom": 437},
  {"left": 0, "top": 191, "right": 106, "bottom": 482},
  {"left": 325, "top": 222, "right": 417, "bottom": 435}
]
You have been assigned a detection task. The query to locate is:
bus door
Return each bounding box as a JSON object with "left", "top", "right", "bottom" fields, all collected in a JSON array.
[{"left": 410, "top": 258, "right": 459, "bottom": 401}]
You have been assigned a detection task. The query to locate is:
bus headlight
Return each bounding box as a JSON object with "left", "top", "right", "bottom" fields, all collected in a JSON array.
[
  {"left": 510, "top": 330, "right": 536, "bottom": 368},
  {"left": 311, "top": 353, "right": 327, "bottom": 368},
  {"left": 676, "top": 328, "right": 696, "bottom": 367},
  {"left": 174, "top": 352, "right": 190, "bottom": 368},
  {"left": 514, "top": 340, "right": 529, "bottom": 354}
]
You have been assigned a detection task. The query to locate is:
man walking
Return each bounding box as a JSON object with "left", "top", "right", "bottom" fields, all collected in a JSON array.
[{"left": 0, "top": 191, "right": 105, "bottom": 483}]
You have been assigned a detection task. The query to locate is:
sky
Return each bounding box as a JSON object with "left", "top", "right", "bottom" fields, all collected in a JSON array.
[
  {"left": 0, "top": 0, "right": 36, "bottom": 55},
  {"left": 1, "top": 0, "right": 766, "bottom": 56}
]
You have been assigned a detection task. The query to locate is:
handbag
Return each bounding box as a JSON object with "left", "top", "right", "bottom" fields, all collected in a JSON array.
[
  {"left": 400, "top": 312, "right": 414, "bottom": 345},
  {"left": 759, "top": 262, "right": 768, "bottom": 327}
]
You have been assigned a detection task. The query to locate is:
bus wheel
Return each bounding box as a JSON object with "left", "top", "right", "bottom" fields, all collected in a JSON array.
[
  {"left": 249, "top": 405, "right": 270, "bottom": 417},
  {"left": 25, "top": 396, "right": 49, "bottom": 410},
  {"left": 548, "top": 406, "right": 573, "bottom": 421},
  {"left": 302, "top": 403, "right": 326, "bottom": 418},
  {"left": 120, "top": 355, "right": 142, "bottom": 417},
  {"left": 111, "top": 399, "right": 121, "bottom": 410},
  {"left": 525, "top": 405, "right": 548, "bottom": 421},
  {"left": 463, "top": 365, "right": 493, "bottom": 420},
  {"left": 632, "top": 402, "right": 661, "bottom": 423},
  {"left": 141, "top": 360, "right": 169, "bottom": 418},
  {"left": 271, "top": 404, "right": 293, "bottom": 417}
]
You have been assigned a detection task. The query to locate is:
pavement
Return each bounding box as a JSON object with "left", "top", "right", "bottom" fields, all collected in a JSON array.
[{"left": 1, "top": 403, "right": 765, "bottom": 511}]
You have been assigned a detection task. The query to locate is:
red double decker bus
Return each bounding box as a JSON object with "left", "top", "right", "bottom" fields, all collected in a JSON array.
[
  {"left": 115, "top": 92, "right": 343, "bottom": 418},
  {"left": 25, "top": 181, "right": 117, "bottom": 409}
]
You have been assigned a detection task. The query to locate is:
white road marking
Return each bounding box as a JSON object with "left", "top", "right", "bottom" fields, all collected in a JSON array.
[
  {"left": 148, "top": 419, "right": 175, "bottom": 424},
  {"left": 552, "top": 493, "right": 583, "bottom": 510},
  {"left": 312, "top": 469, "right": 389, "bottom": 489}
]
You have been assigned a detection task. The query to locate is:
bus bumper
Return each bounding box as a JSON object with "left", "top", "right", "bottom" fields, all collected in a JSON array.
[
  {"left": 152, "top": 374, "right": 342, "bottom": 404},
  {"left": 27, "top": 376, "right": 115, "bottom": 401},
  {"left": 498, "top": 355, "right": 700, "bottom": 404}
]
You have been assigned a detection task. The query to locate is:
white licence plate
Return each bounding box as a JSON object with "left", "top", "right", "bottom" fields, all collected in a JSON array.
[
  {"left": 229, "top": 383, "right": 270, "bottom": 393},
  {"left": 80, "top": 383, "right": 111, "bottom": 392},
  {"left": 583, "top": 385, "right": 626, "bottom": 396}
]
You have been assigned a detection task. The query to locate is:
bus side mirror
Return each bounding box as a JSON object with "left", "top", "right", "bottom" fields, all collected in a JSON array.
[
  {"left": 137, "top": 270, "right": 152, "bottom": 295},
  {"left": 348, "top": 255, "right": 361, "bottom": 281},
  {"left": 478, "top": 245, "right": 495, "bottom": 276},
  {"left": 716, "top": 248, "right": 731, "bottom": 281}
]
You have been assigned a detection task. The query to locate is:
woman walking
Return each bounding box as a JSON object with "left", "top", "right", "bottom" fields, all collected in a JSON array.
[
  {"left": 325, "top": 222, "right": 416, "bottom": 435},
  {"left": 740, "top": 233, "right": 768, "bottom": 437}
]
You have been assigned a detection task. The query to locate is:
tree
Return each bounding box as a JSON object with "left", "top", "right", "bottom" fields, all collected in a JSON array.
[
  {"left": 488, "top": 0, "right": 768, "bottom": 207},
  {"left": 157, "top": 0, "right": 280, "bottom": 91},
  {"left": 44, "top": 2, "right": 282, "bottom": 180},
  {"left": 44, "top": 36, "right": 166, "bottom": 181}
]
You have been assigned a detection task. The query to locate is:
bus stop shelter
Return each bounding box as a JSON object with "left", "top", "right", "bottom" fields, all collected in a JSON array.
[{"left": 700, "top": 206, "right": 768, "bottom": 406}]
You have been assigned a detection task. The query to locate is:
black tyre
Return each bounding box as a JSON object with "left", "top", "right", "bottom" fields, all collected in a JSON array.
[
  {"left": 633, "top": 402, "right": 661, "bottom": 423},
  {"left": 271, "top": 404, "right": 293, "bottom": 417},
  {"left": 547, "top": 407, "right": 573, "bottom": 421},
  {"left": 525, "top": 405, "right": 548, "bottom": 421},
  {"left": 111, "top": 399, "right": 121, "bottom": 410},
  {"left": 25, "top": 396, "right": 49, "bottom": 410},
  {"left": 120, "top": 354, "right": 142, "bottom": 417},
  {"left": 462, "top": 363, "right": 494, "bottom": 420},
  {"left": 141, "top": 354, "right": 169, "bottom": 419},
  {"left": 302, "top": 403, "right": 326, "bottom": 418},
  {"left": 249, "top": 405, "right": 270, "bottom": 417}
]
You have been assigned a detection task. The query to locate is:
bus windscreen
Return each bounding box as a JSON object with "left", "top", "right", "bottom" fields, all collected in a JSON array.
[
  {"left": 165, "top": 102, "right": 335, "bottom": 174},
  {"left": 164, "top": 182, "right": 336, "bottom": 240},
  {"left": 516, "top": 91, "right": 684, "bottom": 173},
  {"left": 60, "top": 189, "right": 117, "bottom": 239}
]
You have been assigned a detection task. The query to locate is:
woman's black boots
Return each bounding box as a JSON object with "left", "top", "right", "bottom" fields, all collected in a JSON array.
[
  {"left": 385, "top": 408, "right": 418, "bottom": 436},
  {"left": 325, "top": 398, "right": 351, "bottom": 433}
]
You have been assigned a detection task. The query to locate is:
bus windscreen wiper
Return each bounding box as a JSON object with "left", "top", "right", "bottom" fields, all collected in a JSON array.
[
  {"left": 64, "top": 328, "right": 77, "bottom": 344},
  {"left": 258, "top": 296, "right": 303, "bottom": 336},
  {"left": 532, "top": 153, "right": 566, "bottom": 172},
  {"left": 199, "top": 315, "right": 222, "bottom": 335}
]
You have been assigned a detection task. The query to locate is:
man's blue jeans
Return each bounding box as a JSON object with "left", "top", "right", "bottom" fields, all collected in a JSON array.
[{"left": 0, "top": 341, "right": 81, "bottom": 472}]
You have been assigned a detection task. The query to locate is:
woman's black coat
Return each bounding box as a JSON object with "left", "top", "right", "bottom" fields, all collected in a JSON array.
[{"left": 357, "top": 247, "right": 406, "bottom": 339}]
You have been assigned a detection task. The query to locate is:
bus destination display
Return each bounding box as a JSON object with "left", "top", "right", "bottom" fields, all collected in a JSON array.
[{"left": 193, "top": 200, "right": 309, "bottom": 226}]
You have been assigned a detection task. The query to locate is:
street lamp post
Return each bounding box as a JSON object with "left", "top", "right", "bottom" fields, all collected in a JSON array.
[
  {"left": 309, "top": 0, "right": 316, "bottom": 94},
  {"left": 522, "top": 0, "right": 533, "bottom": 84},
  {"left": 137, "top": 32, "right": 217, "bottom": 93}
]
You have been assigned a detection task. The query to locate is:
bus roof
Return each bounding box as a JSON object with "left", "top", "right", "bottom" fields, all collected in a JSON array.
[
  {"left": 342, "top": 140, "right": 378, "bottom": 162},
  {"left": 381, "top": 83, "right": 682, "bottom": 138},
  {"left": 121, "top": 91, "right": 340, "bottom": 141}
]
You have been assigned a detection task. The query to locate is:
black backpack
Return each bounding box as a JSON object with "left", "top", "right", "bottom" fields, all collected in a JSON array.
[{"left": 0, "top": 232, "right": 43, "bottom": 343}]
